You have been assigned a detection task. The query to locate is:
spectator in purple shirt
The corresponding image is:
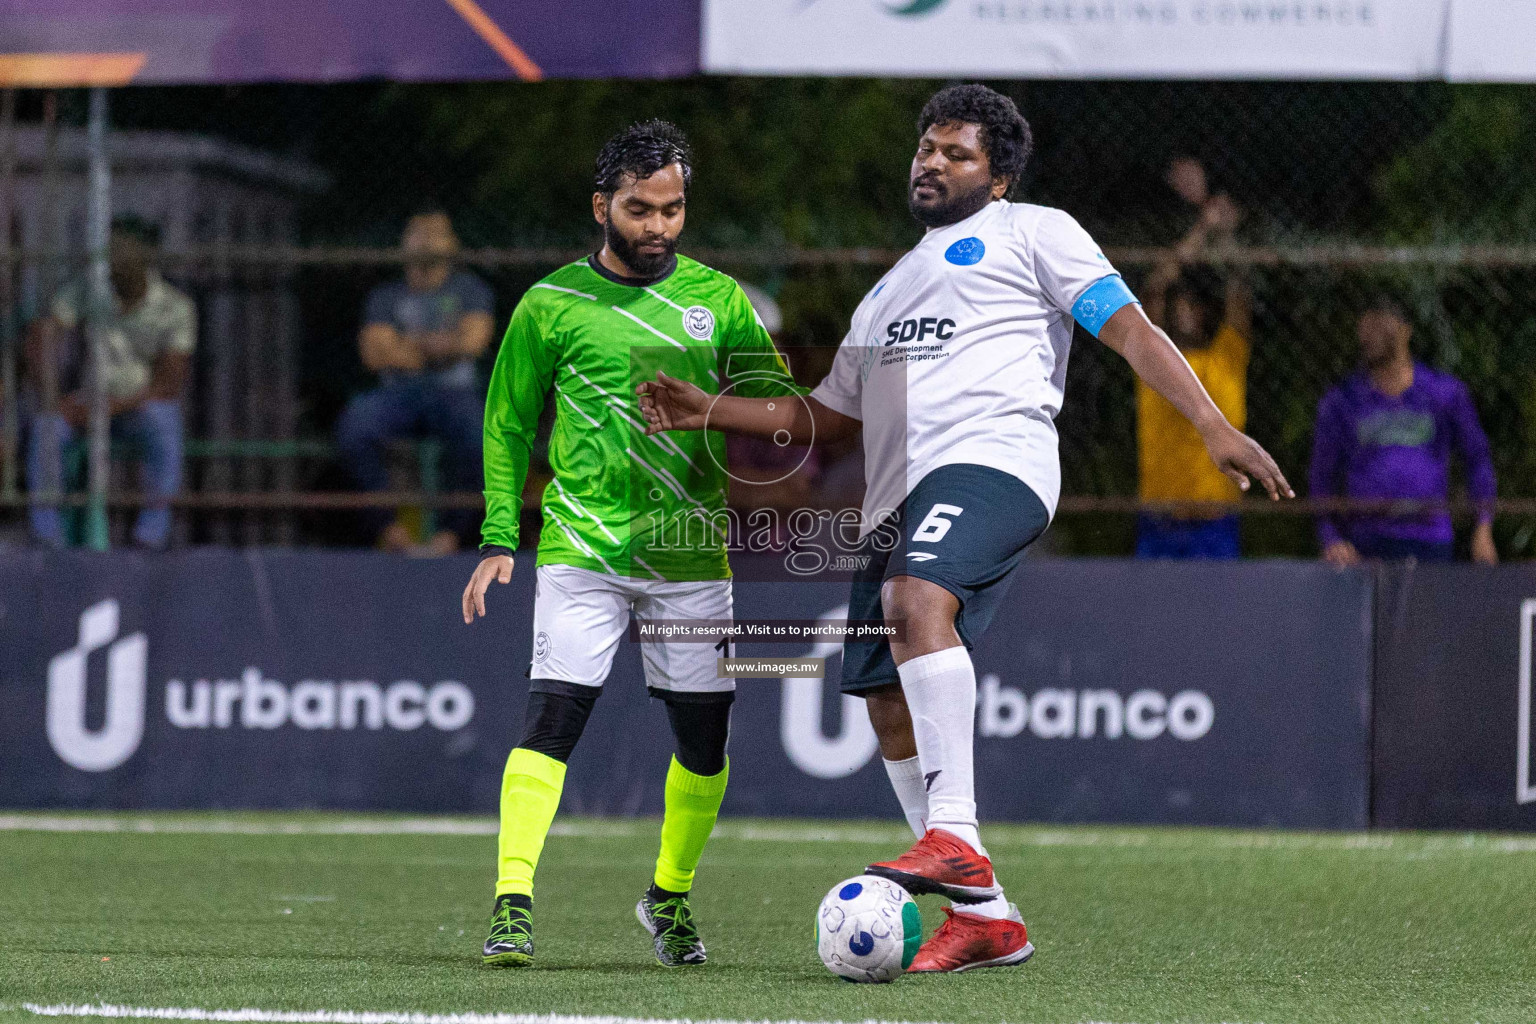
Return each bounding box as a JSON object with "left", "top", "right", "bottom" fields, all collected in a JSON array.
[{"left": 1309, "top": 296, "right": 1497, "bottom": 566}]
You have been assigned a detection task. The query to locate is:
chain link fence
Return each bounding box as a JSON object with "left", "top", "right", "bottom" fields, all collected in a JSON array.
[{"left": 2, "top": 80, "right": 1533, "bottom": 556}]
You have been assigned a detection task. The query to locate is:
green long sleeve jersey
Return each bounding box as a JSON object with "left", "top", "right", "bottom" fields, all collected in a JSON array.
[{"left": 482, "top": 254, "right": 803, "bottom": 581}]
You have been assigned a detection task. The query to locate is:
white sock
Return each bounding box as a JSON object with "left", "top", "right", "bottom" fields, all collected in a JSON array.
[
  {"left": 965, "top": 891, "right": 1014, "bottom": 919},
  {"left": 897, "top": 647, "right": 982, "bottom": 854},
  {"left": 882, "top": 755, "right": 928, "bottom": 839}
]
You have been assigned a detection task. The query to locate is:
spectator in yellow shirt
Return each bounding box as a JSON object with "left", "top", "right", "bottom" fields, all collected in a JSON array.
[{"left": 1136, "top": 261, "right": 1251, "bottom": 558}]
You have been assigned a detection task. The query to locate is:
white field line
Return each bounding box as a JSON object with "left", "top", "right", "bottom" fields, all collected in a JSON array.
[
  {"left": 2, "top": 814, "right": 1535, "bottom": 855},
  {"left": 13, "top": 1007, "right": 1194, "bottom": 1024},
  {"left": 6, "top": 1008, "right": 1257, "bottom": 1024},
  {"left": 0, "top": 815, "right": 501, "bottom": 836},
  {"left": 18, "top": 1006, "right": 975, "bottom": 1024}
]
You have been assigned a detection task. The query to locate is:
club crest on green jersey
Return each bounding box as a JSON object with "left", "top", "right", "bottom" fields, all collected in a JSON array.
[{"left": 683, "top": 305, "right": 716, "bottom": 341}]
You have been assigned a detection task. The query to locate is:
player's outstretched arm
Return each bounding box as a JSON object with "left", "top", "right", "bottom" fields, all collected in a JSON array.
[
  {"left": 462, "top": 554, "right": 514, "bottom": 624},
  {"left": 637, "top": 371, "right": 858, "bottom": 444},
  {"left": 1099, "top": 304, "right": 1294, "bottom": 501}
]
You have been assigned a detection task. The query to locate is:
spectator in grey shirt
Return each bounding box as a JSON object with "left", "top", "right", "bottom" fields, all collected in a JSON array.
[{"left": 337, "top": 210, "right": 494, "bottom": 554}]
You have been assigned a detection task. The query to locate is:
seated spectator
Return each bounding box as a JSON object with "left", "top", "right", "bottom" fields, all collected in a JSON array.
[
  {"left": 336, "top": 210, "right": 493, "bottom": 554},
  {"left": 1310, "top": 297, "right": 1497, "bottom": 565},
  {"left": 1136, "top": 189, "right": 1250, "bottom": 559},
  {"left": 25, "top": 225, "right": 194, "bottom": 549}
]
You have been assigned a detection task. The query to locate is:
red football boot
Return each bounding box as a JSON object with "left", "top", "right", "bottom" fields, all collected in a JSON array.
[
  {"left": 908, "top": 905, "right": 1035, "bottom": 973},
  {"left": 866, "top": 828, "right": 1003, "bottom": 904}
]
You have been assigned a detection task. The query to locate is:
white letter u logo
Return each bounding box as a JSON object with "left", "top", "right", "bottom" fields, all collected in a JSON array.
[
  {"left": 780, "top": 605, "right": 879, "bottom": 779},
  {"left": 46, "top": 600, "right": 148, "bottom": 772}
]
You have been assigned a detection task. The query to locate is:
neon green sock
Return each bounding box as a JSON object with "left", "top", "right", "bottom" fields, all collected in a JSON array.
[
  {"left": 495, "top": 747, "right": 567, "bottom": 898},
  {"left": 653, "top": 756, "right": 729, "bottom": 893}
]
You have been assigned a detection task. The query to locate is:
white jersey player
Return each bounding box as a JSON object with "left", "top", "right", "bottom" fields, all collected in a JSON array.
[{"left": 638, "top": 84, "right": 1292, "bottom": 974}]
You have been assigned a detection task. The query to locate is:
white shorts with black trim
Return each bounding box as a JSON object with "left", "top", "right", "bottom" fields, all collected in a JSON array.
[{"left": 528, "top": 563, "right": 735, "bottom": 700}]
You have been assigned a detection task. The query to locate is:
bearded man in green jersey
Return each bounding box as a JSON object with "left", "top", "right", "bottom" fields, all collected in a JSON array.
[{"left": 461, "top": 121, "right": 800, "bottom": 969}]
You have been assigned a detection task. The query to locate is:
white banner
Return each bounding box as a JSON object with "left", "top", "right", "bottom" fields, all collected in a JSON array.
[
  {"left": 703, "top": 0, "right": 1451, "bottom": 79},
  {"left": 1447, "top": 0, "right": 1536, "bottom": 81}
]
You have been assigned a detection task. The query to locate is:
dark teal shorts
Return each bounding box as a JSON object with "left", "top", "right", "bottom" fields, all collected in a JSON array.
[{"left": 839, "top": 463, "right": 1049, "bottom": 695}]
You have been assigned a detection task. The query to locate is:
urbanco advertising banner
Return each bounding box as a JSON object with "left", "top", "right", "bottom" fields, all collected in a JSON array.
[
  {"left": 729, "top": 559, "right": 1374, "bottom": 829},
  {"left": 1372, "top": 564, "right": 1536, "bottom": 830},
  {"left": 0, "top": 550, "right": 515, "bottom": 811},
  {"left": 1, "top": 551, "right": 1369, "bottom": 828},
  {"left": 703, "top": 0, "right": 1450, "bottom": 80}
]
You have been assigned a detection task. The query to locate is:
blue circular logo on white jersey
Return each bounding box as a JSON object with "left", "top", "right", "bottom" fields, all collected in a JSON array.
[{"left": 945, "top": 237, "right": 986, "bottom": 266}]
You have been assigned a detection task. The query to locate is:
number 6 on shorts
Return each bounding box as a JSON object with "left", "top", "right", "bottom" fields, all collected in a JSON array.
[{"left": 912, "top": 503, "right": 963, "bottom": 543}]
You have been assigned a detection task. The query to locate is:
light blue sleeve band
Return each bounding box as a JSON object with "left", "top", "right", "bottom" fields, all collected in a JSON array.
[{"left": 1071, "top": 274, "right": 1138, "bottom": 337}]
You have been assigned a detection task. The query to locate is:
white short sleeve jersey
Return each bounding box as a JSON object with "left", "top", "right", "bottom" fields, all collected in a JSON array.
[{"left": 812, "top": 199, "right": 1133, "bottom": 535}]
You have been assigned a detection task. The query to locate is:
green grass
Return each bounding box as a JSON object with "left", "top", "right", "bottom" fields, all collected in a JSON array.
[{"left": 2, "top": 814, "right": 1535, "bottom": 1024}]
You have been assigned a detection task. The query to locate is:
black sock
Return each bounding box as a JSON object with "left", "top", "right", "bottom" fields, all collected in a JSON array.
[
  {"left": 495, "top": 893, "right": 532, "bottom": 911},
  {"left": 519, "top": 685, "right": 598, "bottom": 763},
  {"left": 648, "top": 883, "right": 688, "bottom": 901},
  {"left": 663, "top": 698, "right": 732, "bottom": 777}
]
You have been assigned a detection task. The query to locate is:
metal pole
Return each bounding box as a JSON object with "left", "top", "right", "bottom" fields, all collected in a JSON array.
[
  {"left": 0, "top": 88, "right": 17, "bottom": 503},
  {"left": 38, "top": 91, "right": 59, "bottom": 415},
  {"left": 30, "top": 92, "right": 64, "bottom": 538},
  {"left": 206, "top": 203, "right": 233, "bottom": 545},
  {"left": 84, "top": 87, "right": 111, "bottom": 551}
]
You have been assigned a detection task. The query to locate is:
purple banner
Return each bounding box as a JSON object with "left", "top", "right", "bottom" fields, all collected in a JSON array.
[{"left": 0, "top": 0, "right": 700, "bottom": 84}]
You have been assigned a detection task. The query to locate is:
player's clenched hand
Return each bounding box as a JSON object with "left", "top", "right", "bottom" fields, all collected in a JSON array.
[
  {"left": 636, "top": 371, "right": 711, "bottom": 434},
  {"left": 1203, "top": 423, "right": 1295, "bottom": 501},
  {"left": 463, "top": 554, "right": 514, "bottom": 624}
]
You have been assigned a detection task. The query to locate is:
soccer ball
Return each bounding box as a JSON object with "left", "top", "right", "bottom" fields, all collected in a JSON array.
[{"left": 815, "top": 875, "right": 922, "bottom": 983}]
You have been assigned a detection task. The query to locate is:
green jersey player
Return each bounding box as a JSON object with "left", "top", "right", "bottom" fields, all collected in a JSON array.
[{"left": 460, "top": 121, "right": 799, "bottom": 969}]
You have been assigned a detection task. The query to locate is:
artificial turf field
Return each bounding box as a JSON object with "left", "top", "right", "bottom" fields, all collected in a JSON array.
[{"left": 2, "top": 814, "right": 1535, "bottom": 1024}]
